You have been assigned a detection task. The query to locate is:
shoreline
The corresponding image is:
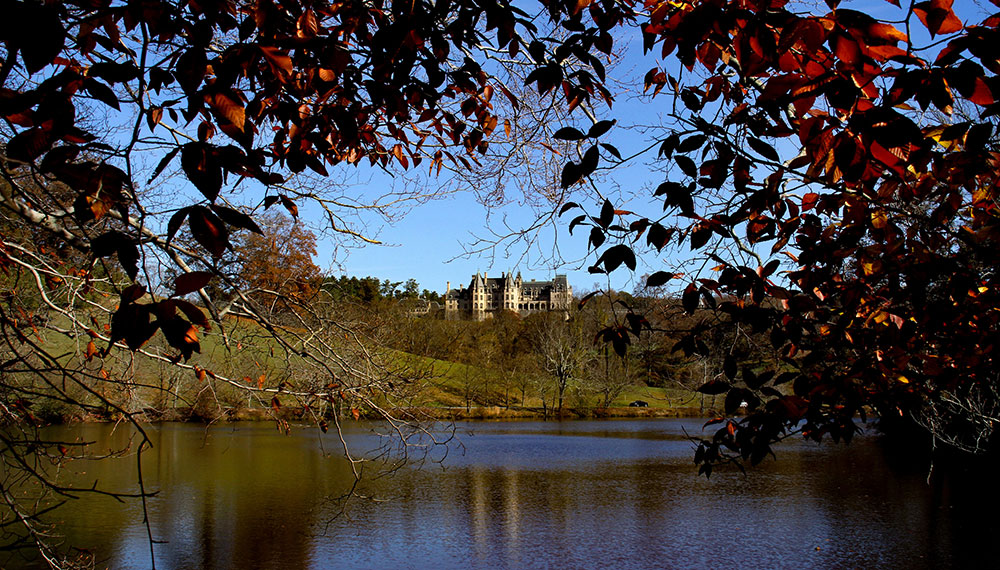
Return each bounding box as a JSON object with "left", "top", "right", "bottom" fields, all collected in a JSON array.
[{"left": 52, "top": 405, "right": 712, "bottom": 424}]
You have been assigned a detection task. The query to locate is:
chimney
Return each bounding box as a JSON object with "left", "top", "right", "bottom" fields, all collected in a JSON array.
[{"left": 446, "top": 281, "right": 450, "bottom": 293}]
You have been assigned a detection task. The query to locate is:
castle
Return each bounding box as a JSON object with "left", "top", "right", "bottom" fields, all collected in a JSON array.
[{"left": 444, "top": 272, "right": 573, "bottom": 320}]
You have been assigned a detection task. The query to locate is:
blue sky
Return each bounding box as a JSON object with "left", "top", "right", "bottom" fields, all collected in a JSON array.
[
  {"left": 317, "top": 180, "right": 643, "bottom": 296},
  {"left": 316, "top": 20, "right": 673, "bottom": 296},
  {"left": 306, "top": 0, "right": 990, "bottom": 297}
]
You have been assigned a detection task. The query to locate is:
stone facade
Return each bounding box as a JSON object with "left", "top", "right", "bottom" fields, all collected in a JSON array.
[{"left": 444, "top": 272, "right": 573, "bottom": 320}]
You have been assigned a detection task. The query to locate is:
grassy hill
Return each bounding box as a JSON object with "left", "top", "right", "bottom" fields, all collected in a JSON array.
[{"left": 30, "top": 311, "right": 708, "bottom": 422}]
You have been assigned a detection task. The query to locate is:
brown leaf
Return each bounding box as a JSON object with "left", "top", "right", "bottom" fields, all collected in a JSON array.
[
  {"left": 6, "top": 128, "right": 55, "bottom": 163},
  {"left": 83, "top": 78, "right": 120, "bottom": 110},
  {"left": 871, "top": 210, "right": 888, "bottom": 229},
  {"left": 210, "top": 204, "right": 263, "bottom": 234},
  {"left": 16, "top": 3, "right": 65, "bottom": 75},
  {"left": 260, "top": 46, "right": 293, "bottom": 78},
  {"left": 646, "top": 271, "right": 679, "bottom": 287},
  {"left": 175, "top": 47, "right": 208, "bottom": 93},
  {"left": 173, "top": 300, "right": 209, "bottom": 330},
  {"left": 296, "top": 9, "right": 318, "bottom": 39},
  {"left": 110, "top": 303, "right": 158, "bottom": 351},
  {"left": 147, "top": 107, "right": 163, "bottom": 131},
  {"left": 197, "top": 121, "right": 215, "bottom": 142},
  {"left": 149, "top": 147, "right": 179, "bottom": 184},
  {"left": 160, "top": 317, "right": 200, "bottom": 360},
  {"left": 697, "top": 379, "right": 731, "bottom": 395},
  {"left": 121, "top": 284, "right": 147, "bottom": 303},
  {"left": 210, "top": 92, "right": 245, "bottom": 130}
]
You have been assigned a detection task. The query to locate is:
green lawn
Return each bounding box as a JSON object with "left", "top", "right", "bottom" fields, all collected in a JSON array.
[{"left": 31, "top": 311, "right": 705, "bottom": 418}]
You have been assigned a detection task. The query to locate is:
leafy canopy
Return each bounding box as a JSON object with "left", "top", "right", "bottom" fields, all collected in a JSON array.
[{"left": 557, "top": 0, "right": 1000, "bottom": 472}]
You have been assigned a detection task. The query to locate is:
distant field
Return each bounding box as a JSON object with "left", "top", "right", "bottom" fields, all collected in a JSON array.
[{"left": 385, "top": 350, "right": 709, "bottom": 415}]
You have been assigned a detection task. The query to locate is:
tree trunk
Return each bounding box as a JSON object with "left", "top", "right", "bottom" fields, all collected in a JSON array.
[{"left": 558, "top": 377, "right": 566, "bottom": 414}]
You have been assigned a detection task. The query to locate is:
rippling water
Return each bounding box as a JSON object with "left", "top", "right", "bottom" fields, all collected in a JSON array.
[{"left": 5, "top": 419, "right": 997, "bottom": 569}]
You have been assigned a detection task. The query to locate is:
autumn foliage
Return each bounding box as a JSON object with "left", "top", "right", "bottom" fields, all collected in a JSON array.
[
  {"left": 553, "top": 0, "right": 1000, "bottom": 471},
  {"left": 0, "top": 0, "right": 549, "bottom": 365},
  {"left": 236, "top": 211, "right": 321, "bottom": 302},
  {"left": 0, "top": 1, "right": 575, "bottom": 560}
]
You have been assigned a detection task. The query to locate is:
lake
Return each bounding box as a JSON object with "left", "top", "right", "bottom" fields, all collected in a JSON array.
[{"left": 4, "top": 419, "right": 997, "bottom": 569}]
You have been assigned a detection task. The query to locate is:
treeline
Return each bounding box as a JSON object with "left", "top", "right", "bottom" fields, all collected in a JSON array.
[
  {"left": 190, "top": 211, "right": 445, "bottom": 309},
  {"left": 321, "top": 276, "right": 441, "bottom": 304}
]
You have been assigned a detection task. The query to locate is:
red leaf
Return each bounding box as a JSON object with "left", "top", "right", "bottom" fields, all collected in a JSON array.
[
  {"left": 173, "top": 271, "right": 213, "bottom": 296},
  {"left": 968, "top": 78, "right": 994, "bottom": 106},
  {"left": 802, "top": 192, "right": 820, "bottom": 211},
  {"left": 188, "top": 207, "right": 229, "bottom": 257},
  {"left": 869, "top": 141, "right": 906, "bottom": 178},
  {"left": 181, "top": 142, "right": 222, "bottom": 202},
  {"left": 866, "top": 23, "right": 908, "bottom": 44},
  {"left": 6, "top": 128, "right": 55, "bottom": 162},
  {"left": 830, "top": 31, "right": 862, "bottom": 68},
  {"left": 913, "top": 0, "right": 963, "bottom": 37},
  {"left": 682, "top": 283, "right": 700, "bottom": 313},
  {"left": 278, "top": 195, "right": 298, "bottom": 218}
]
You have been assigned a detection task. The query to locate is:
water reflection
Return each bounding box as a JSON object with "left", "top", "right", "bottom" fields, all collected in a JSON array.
[{"left": 7, "top": 419, "right": 997, "bottom": 569}]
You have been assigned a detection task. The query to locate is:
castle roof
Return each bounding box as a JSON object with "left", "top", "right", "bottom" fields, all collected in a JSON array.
[{"left": 450, "top": 272, "right": 572, "bottom": 295}]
